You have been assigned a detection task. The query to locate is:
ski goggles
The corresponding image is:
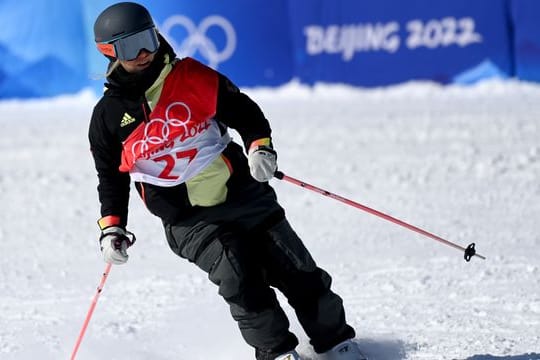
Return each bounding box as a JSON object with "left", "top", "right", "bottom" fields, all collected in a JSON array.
[{"left": 97, "top": 27, "right": 159, "bottom": 61}]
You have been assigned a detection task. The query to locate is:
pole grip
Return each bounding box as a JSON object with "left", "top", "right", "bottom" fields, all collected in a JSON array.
[{"left": 274, "top": 170, "right": 285, "bottom": 180}]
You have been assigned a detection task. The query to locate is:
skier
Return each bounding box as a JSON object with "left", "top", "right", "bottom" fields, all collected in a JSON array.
[{"left": 89, "top": 2, "right": 366, "bottom": 360}]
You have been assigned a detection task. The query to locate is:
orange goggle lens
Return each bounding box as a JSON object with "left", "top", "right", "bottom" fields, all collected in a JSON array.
[{"left": 96, "top": 42, "right": 116, "bottom": 58}]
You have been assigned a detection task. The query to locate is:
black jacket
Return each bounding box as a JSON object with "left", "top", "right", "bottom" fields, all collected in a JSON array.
[{"left": 89, "top": 36, "right": 283, "bottom": 227}]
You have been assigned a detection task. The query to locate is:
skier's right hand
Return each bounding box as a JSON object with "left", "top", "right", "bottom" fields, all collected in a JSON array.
[{"left": 99, "top": 226, "right": 135, "bottom": 265}]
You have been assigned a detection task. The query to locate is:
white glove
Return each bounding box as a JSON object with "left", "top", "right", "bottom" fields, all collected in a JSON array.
[
  {"left": 99, "top": 226, "right": 135, "bottom": 265},
  {"left": 248, "top": 145, "right": 277, "bottom": 182}
]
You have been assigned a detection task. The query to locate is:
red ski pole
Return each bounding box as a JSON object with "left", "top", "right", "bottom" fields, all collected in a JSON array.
[
  {"left": 70, "top": 263, "right": 112, "bottom": 360},
  {"left": 274, "top": 171, "right": 485, "bottom": 262}
]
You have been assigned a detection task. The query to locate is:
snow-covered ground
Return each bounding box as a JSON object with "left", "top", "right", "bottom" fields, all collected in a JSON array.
[{"left": 1, "top": 80, "right": 539, "bottom": 360}]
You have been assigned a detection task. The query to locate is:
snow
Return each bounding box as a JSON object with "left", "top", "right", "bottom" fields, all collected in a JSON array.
[{"left": 1, "top": 79, "right": 539, "bottom": 360}]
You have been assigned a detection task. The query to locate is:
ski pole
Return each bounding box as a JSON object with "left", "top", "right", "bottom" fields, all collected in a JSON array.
[
  {"left": 274, "top": 171, "right": 485, "bottom": 262},
  {"left": 70, "top": 263, "right": 112, "bottom": 360}
]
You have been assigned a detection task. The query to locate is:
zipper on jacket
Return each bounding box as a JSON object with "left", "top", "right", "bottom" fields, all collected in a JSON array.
[{"left": 141, "top": 98, "right": 150, "bottom": 123}]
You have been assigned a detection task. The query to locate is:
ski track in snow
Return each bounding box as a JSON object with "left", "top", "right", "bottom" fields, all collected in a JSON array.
[{"left": 0, "top": 80, "right": 539, "bottom": 360}]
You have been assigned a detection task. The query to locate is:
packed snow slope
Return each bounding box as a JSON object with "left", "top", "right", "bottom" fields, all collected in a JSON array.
[{"left": 1, "top": 80, "right": 539, "bottom": 360}]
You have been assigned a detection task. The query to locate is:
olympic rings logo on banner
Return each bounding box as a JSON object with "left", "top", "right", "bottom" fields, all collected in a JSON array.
[
  {"left": 131, "top": 102, "right": 192, "bottom": 157},
  {"left": 161, "top": 15, "right": 237, "bottom": 69}
]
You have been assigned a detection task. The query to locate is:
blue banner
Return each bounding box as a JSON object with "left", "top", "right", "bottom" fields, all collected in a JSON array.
[
  {"left": 0, "top": 0, "right": 528, "bottom": 99},
  {"left": 0, "top": 0, "right": 88, "bottom": 98},
  {"left": 288, "top": 0, "right": 513, "bottom": 86},
  {"left": 511, "top": 0, "right": 540, "bottom": 82}
]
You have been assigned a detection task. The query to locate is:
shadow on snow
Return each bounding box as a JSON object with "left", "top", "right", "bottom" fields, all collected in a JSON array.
[
  {"left": 465, "top": 354, "right": 540, "bottom": 360},
  {"left": 356, "top": 338, "right": 408, "bottom": 360},
  {"left": 353, "top": 338, "right": 539, "bottom": 360}
]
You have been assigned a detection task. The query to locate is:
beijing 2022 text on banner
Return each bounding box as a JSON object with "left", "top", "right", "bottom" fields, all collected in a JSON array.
[{"left": 287, "top": 0, "right": 514, "bottom": 86}]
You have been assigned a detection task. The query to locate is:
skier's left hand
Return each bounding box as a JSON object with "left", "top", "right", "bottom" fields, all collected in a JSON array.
[{"left": 248, "top": 138, "right": 277, "bottom": 182}]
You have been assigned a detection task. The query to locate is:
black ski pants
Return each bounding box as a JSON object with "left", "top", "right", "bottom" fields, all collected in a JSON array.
[{"left": 165, "top": 217, "right": 355, "bottom": 360}]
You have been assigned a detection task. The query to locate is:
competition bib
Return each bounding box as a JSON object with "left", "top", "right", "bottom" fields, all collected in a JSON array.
[{"left": 119, "top": 58, "right": 229, "bottom": 187}]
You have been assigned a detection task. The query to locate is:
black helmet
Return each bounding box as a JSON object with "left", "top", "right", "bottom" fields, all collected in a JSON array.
[{"left": 94, "top": 2, "right": 155, "bottom": 43}]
